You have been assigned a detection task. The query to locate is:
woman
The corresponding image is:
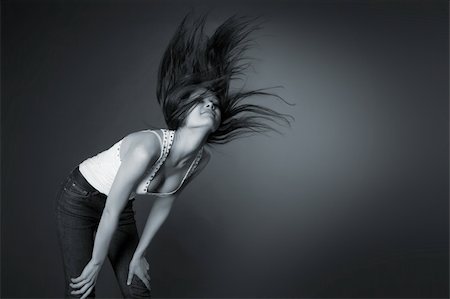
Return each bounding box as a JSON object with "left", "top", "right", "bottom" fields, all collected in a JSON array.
[{"left": 55, "top": 12, "right": 293, "bottom": 298}]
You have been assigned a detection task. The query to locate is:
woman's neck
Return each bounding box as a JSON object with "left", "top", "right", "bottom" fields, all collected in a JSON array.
[{"left": 168, "top": 126, "right": 208, "bottom": 167}]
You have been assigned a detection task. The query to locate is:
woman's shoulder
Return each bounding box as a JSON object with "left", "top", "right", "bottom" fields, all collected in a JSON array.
[
  {"left": 120, "top": 129, "right": 163, "bottom": 161},
  {"left": 125, "top": 129, "right": 162, "bottom": 143}
]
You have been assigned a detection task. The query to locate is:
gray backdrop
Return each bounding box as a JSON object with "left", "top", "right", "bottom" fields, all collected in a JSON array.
[{"left": 2, "top": 0, "right": 448, "bottom": 298}]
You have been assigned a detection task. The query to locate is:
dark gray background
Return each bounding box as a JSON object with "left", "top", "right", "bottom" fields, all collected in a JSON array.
[{"left": 2, "top": 0, "right": 448, "bottom": 297}]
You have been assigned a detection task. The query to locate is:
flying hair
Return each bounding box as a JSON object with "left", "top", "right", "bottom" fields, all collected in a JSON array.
[{"left": 156, "top": 11, "right": 295, "bottom": 145}]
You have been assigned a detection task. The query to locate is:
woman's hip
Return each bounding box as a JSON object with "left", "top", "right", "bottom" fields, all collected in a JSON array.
[{"left": 55, "top": 166, "right": 135, "bottom": 223}]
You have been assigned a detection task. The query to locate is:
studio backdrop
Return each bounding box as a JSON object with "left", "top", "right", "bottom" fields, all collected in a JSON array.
[{"left": 2, "top": 0, "right": 448, "bottom": 298}]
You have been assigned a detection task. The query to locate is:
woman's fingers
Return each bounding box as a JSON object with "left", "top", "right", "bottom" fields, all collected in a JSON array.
[
  {"left": 136, "top": 273, "right": 151, "bottom": 290},
  {"left": 127, "top": 272, "right": 134, "bottom": 285},
  {"left": 71, "top": 274, "right": 84, "bottom": 283},
  {"left": 141, "top": 276, "right": 151, "bottom": 291},
  {"left": 144, "top": 272, "right": 151, "bottom": 283},
  {"left": 71, "top": 270, "right": 95, "bottom": 289},
  {"left": 71, "top": 279, "right": 94, "bottom": 295},
  {"left": 71, "top": 271, "right": 91, "bottom": 284},
  {"left": 80, "top": 285, "right": 94, "bottom": 299},
  {"left": 70, "top": 277, "right": 90, "bottom": 289}
]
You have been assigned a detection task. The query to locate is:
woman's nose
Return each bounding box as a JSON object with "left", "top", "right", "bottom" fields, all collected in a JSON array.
[{"left": 205, "top": 102, "right": 216, "bottom": 110}]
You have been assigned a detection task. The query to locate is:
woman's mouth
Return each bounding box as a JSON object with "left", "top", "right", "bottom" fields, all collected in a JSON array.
[{"left": 202, "top": 110, "right": 215, "bottom": 118}]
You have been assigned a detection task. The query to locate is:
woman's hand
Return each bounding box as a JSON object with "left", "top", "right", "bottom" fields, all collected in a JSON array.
[
  {"left": 70, "top": 259, "right": 102, "bottom": 299},
  {"left": 127, "top": 256, "right": 151, "bottom": 290}
]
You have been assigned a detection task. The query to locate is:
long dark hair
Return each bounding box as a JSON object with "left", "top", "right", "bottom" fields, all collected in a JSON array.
[{"left": 156, "top": 11, "right": 295, "bottom": 145}]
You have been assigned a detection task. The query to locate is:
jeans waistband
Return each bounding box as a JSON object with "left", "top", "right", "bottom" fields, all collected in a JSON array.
[
  {"left": 70, "top": 166, "right": 100, "bottom": 194},
  {"left": 68, "top": 166, "right": 135, "bottom": 201}
]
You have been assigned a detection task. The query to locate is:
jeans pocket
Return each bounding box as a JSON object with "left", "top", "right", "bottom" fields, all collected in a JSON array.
[{"left": 63, "top": 180, "right": 90, "bottom": 198}]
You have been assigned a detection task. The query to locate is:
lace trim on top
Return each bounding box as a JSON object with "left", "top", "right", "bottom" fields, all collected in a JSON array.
[
  {"left": 117, "top": 129, "right": 203, "bottom": 196},
  {"left": 145, "top": 129, "right": 203, "bottom": 196}
]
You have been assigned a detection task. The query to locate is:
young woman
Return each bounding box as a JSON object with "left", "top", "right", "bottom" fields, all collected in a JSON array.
[{"left": 55, "top": 12, "right": 293, "bottom": 298}]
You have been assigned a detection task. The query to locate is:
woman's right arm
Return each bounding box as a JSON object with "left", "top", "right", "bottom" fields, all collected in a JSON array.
[
  {"left": 70, "top": 136, "right": 159, "bottom": 298},
  {"left": 91, "top": 138, "right": 159, "bottom": 265}
]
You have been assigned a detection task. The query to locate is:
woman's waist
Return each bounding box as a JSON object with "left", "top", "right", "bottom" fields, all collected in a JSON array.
[
  {"left": 69, "top": 166, "right": 104, "bottom": 195},
  {"left": 74, "top": 165, "right": 136, "bottom": 200}
]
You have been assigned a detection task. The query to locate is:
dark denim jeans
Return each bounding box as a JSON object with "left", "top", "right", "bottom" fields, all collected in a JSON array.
[{"left": 54, "top": 166, "right": 151, "bottom": 298}]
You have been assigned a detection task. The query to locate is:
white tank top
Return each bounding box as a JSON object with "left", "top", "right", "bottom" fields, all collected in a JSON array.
[{"left": 79, "top": 129, "right": 203, "bottom": 199}]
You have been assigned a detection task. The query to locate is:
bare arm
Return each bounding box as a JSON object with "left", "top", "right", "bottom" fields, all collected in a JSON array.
[
  {"left": 70, "top": 135, "right": 160, "bottom": 297},
  {"left": 132, "top": 148, "right": 212, "bottom": 260},
  {"left": 125, "top": 148, "right": 211, "bottom": 289},
  {"left": 126, "top": 194, "right": 177, "bottom": 288},
  {"left": 132, "top": 195, "right": 176, "bottom": 259},
  {"left": 91, "top": 138, "right": 159, "bottom": 265}
]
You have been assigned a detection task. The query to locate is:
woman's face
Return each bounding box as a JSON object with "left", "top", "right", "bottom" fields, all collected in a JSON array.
[{"left": 183, "top": 89, "right": 222, "bottom": 133}]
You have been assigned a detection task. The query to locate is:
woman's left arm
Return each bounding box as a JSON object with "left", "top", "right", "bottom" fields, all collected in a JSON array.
[
  {"left": 126, "top": 195, "right": 176, "bottom": 286},
  {"left": 132, "top": 195, "right": 176, "bottom": 261},
  {"left": 127, "top": 149, "right": 211, "bottom": 285}
]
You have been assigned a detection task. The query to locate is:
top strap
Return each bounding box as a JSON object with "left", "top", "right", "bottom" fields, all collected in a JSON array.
[
  {"left": 142, "top": 129, "right": 175, "bottom": 193},
  {"left": 145, "top": 130, "right": 204, "bottom": 196}
]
